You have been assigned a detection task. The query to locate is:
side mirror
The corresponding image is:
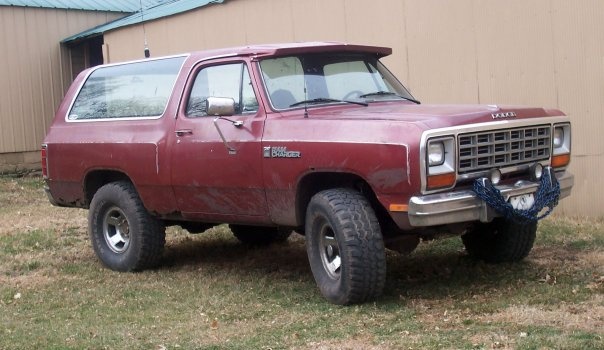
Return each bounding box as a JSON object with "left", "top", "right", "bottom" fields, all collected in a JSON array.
[{"left": 206, "top": 97, "right": 235, "bottom": 116}]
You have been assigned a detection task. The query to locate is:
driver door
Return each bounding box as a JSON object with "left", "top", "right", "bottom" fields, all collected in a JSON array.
[{"left": 170, "top": 61, "right": 270, "bottom": 223}]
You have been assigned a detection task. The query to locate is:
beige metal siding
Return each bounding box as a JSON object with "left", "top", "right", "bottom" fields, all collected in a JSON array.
[
  {"left": 0, "top": 6, "right": 122, "bottom": 154},
  {"left": 102, "top": 0, "right": 604, "bottom": 217},
  {"left": 549, "top": 0, "right": 604, "bottom": 218}
]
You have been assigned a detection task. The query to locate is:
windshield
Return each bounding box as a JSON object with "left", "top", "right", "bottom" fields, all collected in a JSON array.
[{"left": 259, "top": 53, "right": 416, "bottom": 110}]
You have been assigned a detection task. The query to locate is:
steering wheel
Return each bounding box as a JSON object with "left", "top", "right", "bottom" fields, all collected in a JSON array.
[{"left": 342, "top": 90, "right": 363, "bottom": 100}]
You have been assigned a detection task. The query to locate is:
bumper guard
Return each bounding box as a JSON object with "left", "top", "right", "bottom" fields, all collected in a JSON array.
[{"left": 408, "top": 171, "right": 573, "bottom": 227}]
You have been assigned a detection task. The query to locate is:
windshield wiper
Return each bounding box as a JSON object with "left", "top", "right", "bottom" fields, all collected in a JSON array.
[
  {"left": 359, "top": 91, "right": 421, "bottom": 104},
  {"left": 290, "top": 98, "right": 368, "bottom": 108}
]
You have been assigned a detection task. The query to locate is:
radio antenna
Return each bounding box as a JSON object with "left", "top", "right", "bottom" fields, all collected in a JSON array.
[
  {"left": 301, "top": 56, "right": 309, "bottom": 118},
  {"left": 139, "top": 0, "right": 150, "bottom": 58},
  {"left": 303, "top": 84, "right": 309, "bottom": 118}
]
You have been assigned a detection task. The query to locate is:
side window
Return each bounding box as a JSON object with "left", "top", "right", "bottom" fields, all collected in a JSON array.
[
  {"left": 241, "top": 66, "right": 259, "bottom": 113},
  {"left": 186, "top": 63, "right": 258, "bottom": 117},
  {"left": 68, "top": 56, "right": 185, "bottom": 120}
]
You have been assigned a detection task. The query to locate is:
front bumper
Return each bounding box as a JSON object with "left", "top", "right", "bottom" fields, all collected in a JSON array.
[{"left": 408, "top": 170, "right": 573, "bottom": 227}]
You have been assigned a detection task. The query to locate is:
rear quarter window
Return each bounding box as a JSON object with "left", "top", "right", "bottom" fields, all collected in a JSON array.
[{"left": 68, "top": 56, "right": 186, "bottom": 121}]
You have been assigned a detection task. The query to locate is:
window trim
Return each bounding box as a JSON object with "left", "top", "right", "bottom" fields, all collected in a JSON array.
[
  {"left": 64, "top": 54, "right": 189, "bottom": 123},
  {"left": 181, "top": 59, "right": 260, "bottom": 119}
]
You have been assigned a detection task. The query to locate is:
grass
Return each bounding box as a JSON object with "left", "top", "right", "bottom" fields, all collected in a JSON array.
[{"left": 0, "top": 175, "right": 602, "bottom": 349}]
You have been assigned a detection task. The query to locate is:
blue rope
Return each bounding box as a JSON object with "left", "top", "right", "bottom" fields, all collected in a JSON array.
[{"left": 473, "top": 171, "right": 561, "bottom": 224}]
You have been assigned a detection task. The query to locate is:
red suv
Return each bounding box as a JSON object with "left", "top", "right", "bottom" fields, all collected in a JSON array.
[{"left": 42, "top": 42, "right": 573, "bottom": 304}]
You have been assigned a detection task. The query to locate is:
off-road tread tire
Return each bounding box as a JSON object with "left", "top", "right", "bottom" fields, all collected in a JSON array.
[
  {"left": 229, "top": 225, "right": 291, "bottom": 245},
  {"left": 461, "top": 218, "right": 537, "bottom": 263},
  {"left": 306, "top": 188, "right": 386, "bottom": 305},
  {"left": 89, "top": 181, "right": 165, "bottom": 272}
]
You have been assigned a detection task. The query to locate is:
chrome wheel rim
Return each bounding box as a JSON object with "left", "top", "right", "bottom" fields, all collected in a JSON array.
[
  {"left": 319, "top": 224, "right": 341, "bottom": 279},
  {"left": 102, "top": 206, "right": 130, "bottom": 254}
]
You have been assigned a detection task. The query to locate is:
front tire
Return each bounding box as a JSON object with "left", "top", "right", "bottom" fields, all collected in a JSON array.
[
  {"left": 89, "top": 181, "right": 165, "bottom": 271},
  {"left": 461, "top": 218, "right": 537, "bottom": 263},
  {"left": 305, "top": 188, "right": 386, "bottom": 305}
]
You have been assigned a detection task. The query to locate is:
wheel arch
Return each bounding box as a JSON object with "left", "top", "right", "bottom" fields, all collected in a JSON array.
[
  {"left": 84, "top": 169, "right": 132, "bottom": 207},
  {"left": 295, "top": 171, "right": 389, "bottom": 231}
]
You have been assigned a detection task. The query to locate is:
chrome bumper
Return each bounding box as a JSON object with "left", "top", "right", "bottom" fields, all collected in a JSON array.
[{"left": 408, "top": 171, "right": 574, "bottom": 227}]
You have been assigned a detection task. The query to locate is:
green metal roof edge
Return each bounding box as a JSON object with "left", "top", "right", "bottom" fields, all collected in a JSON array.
[
  {"left": 62, "top": 0, "right": 225, "bottom": 43},
  {"left": 0, "top": 0, "right": 163, "bottom": 13}
]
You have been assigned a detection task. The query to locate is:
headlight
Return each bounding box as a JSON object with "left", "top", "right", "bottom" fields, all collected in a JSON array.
[
  {"left": 425, "top": 136, "right": 456, "bottom": 191},
  {"left": 553, "top": 127, "right": 564, "bottom": 148},
  {"left": 552, "top": 123, "right": 571, "bottom": 168},
  {"left": 428, "top": 141, "right": 445, "bottom": 166}
]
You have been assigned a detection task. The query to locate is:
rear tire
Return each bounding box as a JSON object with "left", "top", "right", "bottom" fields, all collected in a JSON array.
[
  {"left": 305, "top": 188, "right": 386, "bottom": 305},
  {"left": 89, "top": 181, "right": 165, "bottom": 271},
  {"left": 462, "top": 218, "right": 537, "bottom": 263},
  {"left": 230, "top": 225, "right": 291, "bottom": 245}
]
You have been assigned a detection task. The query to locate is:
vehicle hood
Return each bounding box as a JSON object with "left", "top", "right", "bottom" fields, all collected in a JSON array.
[{"left": 306, "top": 102, "right": 565, "bottom": 129}]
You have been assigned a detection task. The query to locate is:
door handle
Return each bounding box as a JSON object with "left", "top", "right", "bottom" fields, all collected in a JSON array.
[{"left": 175, "top": 129, "right": 193, "bottom": 137}]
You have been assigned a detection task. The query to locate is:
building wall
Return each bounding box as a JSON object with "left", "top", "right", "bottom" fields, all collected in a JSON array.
[
  {"left": 0, "top": 6, "right": 123, "bottom": 167},
  {"left": 105, "top": 0, "right": 604, "bottom": 218}
]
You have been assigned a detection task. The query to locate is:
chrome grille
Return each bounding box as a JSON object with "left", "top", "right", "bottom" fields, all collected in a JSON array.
[{"left": 458, "top": 125, "right": 551, "bottom": 174}]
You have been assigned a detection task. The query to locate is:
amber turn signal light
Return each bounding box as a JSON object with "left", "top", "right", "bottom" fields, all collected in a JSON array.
[
  {"left": 427, "top": 172, "right": 456, "bottom": 190},
  {"left": 389, "top": 204, "right": 409, "bottom": 212},
  {"left": 551, "top": 153, "right": 570, "bottom": 168}
]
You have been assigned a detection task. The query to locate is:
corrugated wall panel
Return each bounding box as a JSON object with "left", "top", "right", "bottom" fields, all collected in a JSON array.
[
  {"left": 96, "top": 0, "right": 604, "bottom": 217},
  {"left": 1, "top": 7, "right": 26, "bottom": 153},
  {"left": 404, "top": 0, "right": 478, "bottom": 103},
  {"left": 0, "top": 6, "right": 122, "bottom": 154},
  {"left": 290, "top": 0, "right": 346, "bottom": 42},
  {"left": 549, "top": 0, "right": 604, "bottom": 216},
  {"left": 343, "top": 0, "right": 409, "bottom": 83},
  {"left": 22, "top": 8, "right": 42, "bottom": 153},
  {"left": 241, "top": 0, "right": 295, "bottom": 45},
  {"left": 0, "top": 8, "right": 14, "bottom": 152},
  {"left": 472, "top": 0, "right": 558, "bottom": 107}
]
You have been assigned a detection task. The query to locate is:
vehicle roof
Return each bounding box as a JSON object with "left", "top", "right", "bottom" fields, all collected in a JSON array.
[
  {"left": 185, "top": 42, "right": 393, "bottom": 62},
  {"left": 77, "top": 42, "right": 393, "bottom": 77}
]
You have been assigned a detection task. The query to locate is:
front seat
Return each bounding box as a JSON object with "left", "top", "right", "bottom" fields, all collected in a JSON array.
[{"left": 270, "top": 89, "right": 296, "bottom": 109}]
